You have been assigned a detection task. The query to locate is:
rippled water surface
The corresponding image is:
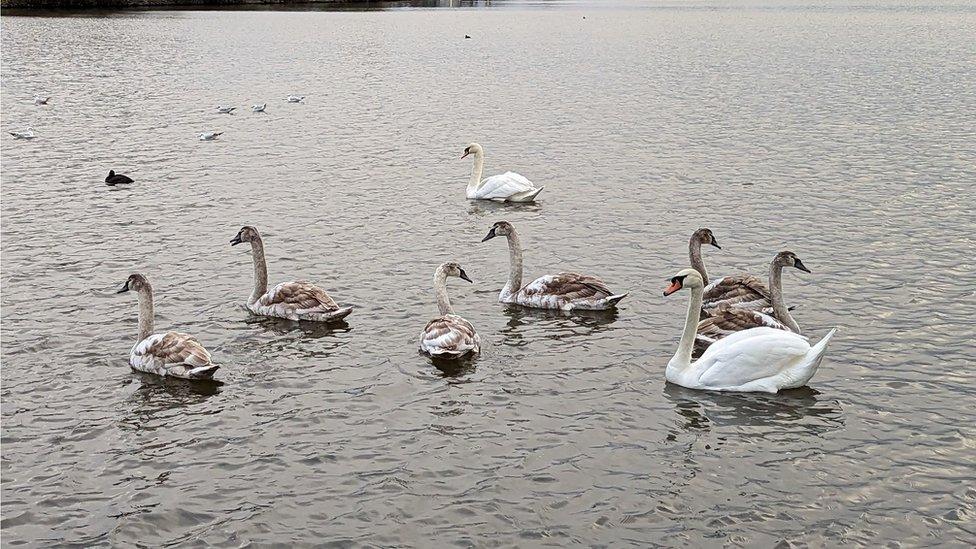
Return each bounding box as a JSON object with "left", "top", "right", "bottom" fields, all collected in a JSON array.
[{"left": 3, "top": 1, "right": 975, "bottom": 546}]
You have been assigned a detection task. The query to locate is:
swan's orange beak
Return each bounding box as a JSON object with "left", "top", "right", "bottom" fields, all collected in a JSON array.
[
  {"left": 460, "top": 151, "right": 470, "bottom": 159},
  {"left": 663, "top": 280, "right": 682, "bottom": 296}
]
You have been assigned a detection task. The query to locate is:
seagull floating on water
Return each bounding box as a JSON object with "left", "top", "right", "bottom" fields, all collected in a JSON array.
[
  {"left": 217, "top": 105, "right": 236, "bottom": 114},
  {"left": 9, "top": 127, "right": 35, "bottom": 139},
  {"left": 286, "top": 95, "right": 305, "bottom": 103},
  {"left": 105, "top": 170, "right": 134, "bottom": 186},
  {"left": 34, "top": 95, "right": 50, "bottom": 105},
  {"left": 199, "top": 131, "right": 223, "bottom": 141},
  {"left": 252, "top": 103, "right": 267, "bottom": 113}
]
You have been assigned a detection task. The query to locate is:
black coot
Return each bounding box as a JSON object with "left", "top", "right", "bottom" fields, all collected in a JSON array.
[{"left": 105, "top": 170, "right": 134, "bottom": 186}]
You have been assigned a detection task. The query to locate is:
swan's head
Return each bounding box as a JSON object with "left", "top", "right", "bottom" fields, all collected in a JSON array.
[
  {"left": 118, "top": 273, "right": 151, "bottom": 294},
  {"left": 693, "top": 228, "right": 720, "bottom": 249},
  {"left": 460, "top": 143, "right": 483, "bottom": 160},
  {"left": 230, "top": 225, "right": 260, "bottom": 246},
  {"left": 774, "top": 251, "right": 810, "bottom": 273},
  {"left": 481, "top": 220, "right": 514, "bottom": 242},
  {"left": 663, "top": 268, "right": 704, "bottom": 296},
  {"left": 439, "top": 261, "right": 473, "bottom": 283}
]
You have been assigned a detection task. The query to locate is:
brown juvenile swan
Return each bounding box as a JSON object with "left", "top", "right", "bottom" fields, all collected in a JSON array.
[
  {"left": 117, "top": 273, "right": 218, "bottom": 380},
  {"left": 231, "top": 226, "right": 352, "bottom": 323},
  {"left": 481, "top": 221, "right": 627, "bottom": 311},
  {"left": 419, "top": 262, "right": 481, "bottom": 358},
  {"left": 695, "top": 251, "right": 810, "bottom": 353}
]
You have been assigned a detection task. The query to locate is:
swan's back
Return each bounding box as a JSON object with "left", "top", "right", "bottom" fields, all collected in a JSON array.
[
  {"left": 514, "top": 272, "right": 625, "bottom": 310},
  {"left": 681, "top": 327, "right": 823, "bottom": 392},
  {"left": 702, "top": 275, "right": 771, "bottom": 314},
  {"left": 130, "top": 332, "right": 217, "bottom": 379},
  {"left": 473, "top": 172, "right": 536, "bottom": 199},
  {"left": 419, "top": 314, "right": 480, "bottom": 357}
]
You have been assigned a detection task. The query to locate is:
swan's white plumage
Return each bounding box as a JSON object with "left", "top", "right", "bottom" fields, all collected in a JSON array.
[
  {"left": 671, "top": 328, "right": 835, "bottom": 393},
  {"left": 469, "top": 172, "right": 543, "bottom": 202}
]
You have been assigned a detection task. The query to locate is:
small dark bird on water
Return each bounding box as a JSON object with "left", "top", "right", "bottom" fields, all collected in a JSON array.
[
  {"left": 464, "top": 35, "right": 471, "bottom": 39},
  {"left": 105, "top": 170, "right": 134, "bottom": 186}
]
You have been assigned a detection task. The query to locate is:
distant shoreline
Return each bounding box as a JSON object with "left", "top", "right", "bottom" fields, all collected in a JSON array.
[{"left": 1, "top": 0, "right": 358, "bottom": 10}]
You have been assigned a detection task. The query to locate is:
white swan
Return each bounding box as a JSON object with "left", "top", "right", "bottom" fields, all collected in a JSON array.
[
  {"left": 461, "top": 143, "right": 544, "bottom": 202},
  {"left": 117, "top": 273, "right": 219, "bottom": 380},
  {"left": 481, "top": 221, "right": 626, "bottom": 310},
  {"left": 231, "top": 226, "right": 352, "bottom": 322},
  {"left": 33, "top": 95, "right": 50, "bottom": 105},
  {"left": 9, "top": 127, "right": 35, "bottom": 140},
  {"left": 252, "top": 103, "right": 267, "bottom": 113},
  {"left": 198, "top": 131, "right": 222, "bottom": 141},
  {"left": 664, "top": 268, "right": 835, "bottom": 393},
  {"left": 695, "top": 251, "right": 810, "bottom": 353},
  {"left": 286, "top": 95, "right": 305, "bottom": 103},
  {"left": 216, "top": 105, "right": 236, "bottom": 114},
  {"left": 419, "top": 262, "right": 481, "bottom": 358}
]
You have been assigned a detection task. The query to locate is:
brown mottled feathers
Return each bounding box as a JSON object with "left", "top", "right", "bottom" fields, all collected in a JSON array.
[
  {"left": 420, "top": 314, "right": 480, "bottom": 356},
  {"left": 701, "top": 274, "right": 771, "bottom": 314},
  {"left": 146, "top": 332, "right": 213, "bottom": 366},
  {"left": 695, "top": 304, "right": 791, "bottom": 354},
  {"left": 523, "top": 273, "right": 613, "bottom": 300},
  {"left": 259, "top": 280, "right": 339, "bottom": 311}
]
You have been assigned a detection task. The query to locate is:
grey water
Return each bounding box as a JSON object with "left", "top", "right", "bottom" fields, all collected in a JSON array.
[{"left": 2, "top": 1, "right": 975, "bottom": 546}]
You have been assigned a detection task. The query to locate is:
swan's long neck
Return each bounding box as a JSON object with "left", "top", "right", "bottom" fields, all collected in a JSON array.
[
  {"left": 434, "top": 269, "right": 454, "bottom": 315},
  {"left": 769, "top": 262, "right": 800, "bottom": 334},
  {"left": 467, "top": 149, "right": 486, "bottom": 194},
  {"left": 689, "top": 240, "right": 708, "bottom": 285},
  {"left": 249, "top": 238, "right": 269, "bottom": 304},
  {"left": 671, "top": 285, "right": 704, "bottom": 370},
  {"left": 137, "top": 285, "right": 155, "bottom": 342},
  {"left": 504, "top": 229, "right": 524, "bottom": 295}
]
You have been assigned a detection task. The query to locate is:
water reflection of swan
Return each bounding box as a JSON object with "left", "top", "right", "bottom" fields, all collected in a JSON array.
[
  {"left": 466, "top": 199, "right": 542, "bottom": 217},
  {"left": 246, "top": 314, "right": 351, "bottom": 339},
  {"left": 499, "top": 305, "right": 618, "bottom": 346},
  {"left": 429, "top": 354, "right": 478, "bottom": 378},
  {"left": 118, "top": 372, "right": 222, "bottom": 432},
  {"left": 664, "top": 384, "right": 843, "bottom": 433}
]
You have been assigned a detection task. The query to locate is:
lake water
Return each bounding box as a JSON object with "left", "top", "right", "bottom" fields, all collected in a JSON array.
[{"left": 2, "top": 1, "right": 975, "bottom": 546}]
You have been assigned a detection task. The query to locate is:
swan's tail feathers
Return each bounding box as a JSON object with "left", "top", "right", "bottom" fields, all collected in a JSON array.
[
  {"left": 787, "top": 328, "right": 836, "bottom": 390},
  {"left": 510, "top": 186, "right": 544, "bottom": 203},
  {"left": 811, "top": 328, "right": 837, "bottom": 357},
  {"left": 186, "top": 364, "right": 219, "bottom": 380},
  {"left": 605, "top": 293, "right": 628, "bottom": 307},
  {"left": 301, "top": 306, "right": 353, "bottom": 323}
]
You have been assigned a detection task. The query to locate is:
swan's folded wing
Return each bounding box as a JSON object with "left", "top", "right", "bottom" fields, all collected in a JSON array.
[
  {"left": 522, "top": 273, "right": 614, "bottom": 301},
  {"left": 140, "top": 332, "right": 213, "bottom": 367},
  {"left": 702, "top": 275, "right": 771, "bottom": 311},
  {"left": 695, "top": 328, "right": 808, "bottom": 388},
  {"left": 260, "top": 280, "right": 339, "bottom": 311},
  {"left": 420, "top": 315, "right": 479, "bottom": 354},
  {"left": 697, "top": 307, "right": 789, "bottom": 342},
  {"left": 478, "top": 172, "right": 536, "bottom": 199}
]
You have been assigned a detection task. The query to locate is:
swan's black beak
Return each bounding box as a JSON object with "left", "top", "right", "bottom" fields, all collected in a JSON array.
[
  {"left": 459, "top": 269, "right": 473, "bottom": 283},
  {"left": 230, "top": 233, "right": 243, "bottom": 246},
  {"left": 460, "top": 149, "right": 470, "bottom": 160},
  {"left": 117, "top": 281, "right": 130, "bottom": 293},
  {"left": 481, "top": 227, "right": 497, "bottom": 242},
  {"left": 794, "top": 258, "right": 811, "bottom": 273},
  {"left": 710, "top": 236, "right": 721, "bottom": 249}
]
